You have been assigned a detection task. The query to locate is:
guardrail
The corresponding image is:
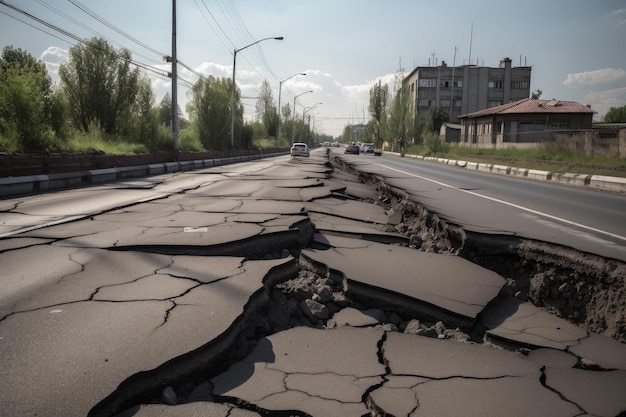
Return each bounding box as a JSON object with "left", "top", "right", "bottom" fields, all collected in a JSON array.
[{"left": 0, "top": 151, "right": 288, "bottom": 197}]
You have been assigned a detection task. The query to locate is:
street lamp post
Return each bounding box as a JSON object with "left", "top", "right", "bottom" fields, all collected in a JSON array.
[
  {"left": 231, "top": 36, "right": 283, "bottom": 148},
  {"left": 302, "top": 102, "right": 322, "bottom": 123},
  {"left": 302, "top": 103, "right": 321, "bottom": 144},
  {"left": 277, "top": 72, "right": 306, "bottom": 147},
  {"left": 291, "top": 90, "right": 313, "bottom": 143}
]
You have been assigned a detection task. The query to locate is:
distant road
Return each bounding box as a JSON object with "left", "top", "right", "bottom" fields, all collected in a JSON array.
[{"left": 335, "top": 151, "right": 626, "bottom": 261}]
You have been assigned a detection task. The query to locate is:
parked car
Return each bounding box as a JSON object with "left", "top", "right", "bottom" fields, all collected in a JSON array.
[
  {"left": 344, "top": 144, "right": 360, "bottom": 154},
  {"left": 290, "top": 142, "right": 310, "bottom": 157}
]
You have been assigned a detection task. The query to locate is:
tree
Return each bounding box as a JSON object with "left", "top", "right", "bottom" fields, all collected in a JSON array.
[
  {"left": 159, "top": 93, "right": 172, "bottom": 127},
  {"left": 603, "top": 104, "right": 626, "bottom": 123},
  {"left": 368, "top": 80, "right": 389, "bottom": 148},
  {"left": 255, "top": 80, "right": 278, "bottom": 138},
  {"left": 388, "top": 82, "right": 414, "bottom": 150},
  {"left": 424, "top": 106, "right": 449, "bottom": 135},
  {"left": 59, "top": 37, "right": 141, "bottom": 134},
  {"left": 187, "top": 75, "right": 235, "bottom": 150},
  {"left": 0, "top": 46, "right": 55, "bottom": 151},
  {"left": 531, "top": 89, "right": 543, "bottom": 99}
]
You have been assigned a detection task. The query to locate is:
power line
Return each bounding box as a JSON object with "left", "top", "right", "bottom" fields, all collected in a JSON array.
[
  {"left": 66, "top": 0, "right": 167, "bottom": 58},
  {"left": 0, "top": 0, "right": 196, "bottom": 89},
  {"left": 29, "top": 0, "right": 163, "bottom": 66}
]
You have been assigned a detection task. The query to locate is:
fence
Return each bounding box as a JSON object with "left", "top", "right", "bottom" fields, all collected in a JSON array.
[{"left": 453, "top": 127, "right": 626, "bottom": 159}]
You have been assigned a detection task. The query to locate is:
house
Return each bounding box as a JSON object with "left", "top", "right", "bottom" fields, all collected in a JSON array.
[
  {"left": 404, "top": 57, "right": 532, "bottom": 124},
  {"left": 439, "top": 122, "right": 462, "bottom": 143},
  {"left": 457, "top": 98, "right": 596, "bottom": 147}
]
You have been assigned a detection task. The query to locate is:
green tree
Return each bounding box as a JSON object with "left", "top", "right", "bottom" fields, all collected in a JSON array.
[
  {"left": 0, "top": 46, "right": 55, "bottom": 151},
  {"left": 531, "top": 89, "right": 543, "bottom": 99},
  {"left": 423, "top": 106, "right": 449, "bottom": 134},
  {"left": 59, "top": 37, "right": 141, "bottom": 134},
  {"left": 187, "top": 75, "right": 236, "bottom": 150},
  {"left": 159, "top": 93, "right": 173, "bottom": 127},
  {"left": 158, "top": 92, "right": 183, "bottom": 129},
  {"left": 603, "top": 104, "right": 626, "bottom": 122},
  {"left": 368, "top": 80, "right": 389, "bottom": 148},
  {"left": 388, "top": 82, "right": 414, "bottom": 150},
  {"left": 255, "top": 80, "right": 278, "bottom": 138}
]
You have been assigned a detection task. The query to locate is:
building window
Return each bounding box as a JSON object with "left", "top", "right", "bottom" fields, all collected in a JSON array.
[
  {"left": 512, "top": 81, "right": 529, "bottom": 89},
  {"left": 489, "top": 81, "right": 503, "bottom": 89},
  {"left": 440, "top": 80, "right": 450, "bottom": 87},
  {"left": 488, "top": 100, "right": 502, "bottom": 108},
  {"left": 418, "top": 99, "right": 432, "bottom": 107},
  {"left": 419, "top": 79, "right": 436, "bottom": 87},
  {"left": 454, "top": 100, "right": 462, "bottom": 107},
  {"left": 455, "top": 80, "right": 462, "bottom": 88},
  {"left": 439, "top": 99, "right": 450, "bottom": 107}
]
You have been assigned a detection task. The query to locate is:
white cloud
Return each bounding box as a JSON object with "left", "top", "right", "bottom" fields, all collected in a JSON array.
[
  {"left": 563, "top": 68, "right": 626, "bottom": 88},
  {"left": 583, "top": 86, "right": 626, "bottom": 120},
  {"left": 40, "top": 46, "right": 68, "bottom": 83},
  {"left": 585, "top": 86, "right": 626, "bottom": 105}
]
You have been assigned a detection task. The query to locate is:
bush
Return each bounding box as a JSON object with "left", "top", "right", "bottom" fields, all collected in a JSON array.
[
  {"left": 178, "top": 127, "right": 204, "bottom": 151},
  {"left": 423, "top": 131, "right": 448, "bottom": 155}
]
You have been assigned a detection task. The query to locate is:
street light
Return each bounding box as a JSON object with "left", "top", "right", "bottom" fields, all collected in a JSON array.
[
  {"left": 231, "top": 36, "right": 283, "bottom": 148},
  {"left": 277, "top": 72, "right": 306, "bottom": 147},
  {"left": 302, "top": 103, "right": 322, "bottom": 144},
  {"left": 292, "top": 90, "right": 313, "bottom": 143},
  {"left": 303, "top": 102, "right": 322, "bottom": 123}
]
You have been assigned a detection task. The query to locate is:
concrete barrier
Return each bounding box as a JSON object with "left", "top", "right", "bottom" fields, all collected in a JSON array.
[
  {"left": 0, "top": 175, "right": 48, "bottom": 196},
  {"left": 88, "top": 168, "right": 119, "bottom": 183},
  {"left": 400, "top": 151, "right": 625, "bottom": 193},
  {"left": 48, "top": 171, "right": 85, "bottom": 190},
  {"left": 510, "top": 167, "right": 529, "bottom": 177},
  {"left": 118, "top": 166, "right": 149, "bottom": 179},
  {"left": 589, "top": 175, "right": 626, "bottom": 193},
  {"left": 164, "top": 162, "right": 181, "bottom": 172},
  {"left": 551, "top": 173, "right": 591, "bottom": 188},
  {"left": 148, "top": 163, "right": 166, "bottom": 175},
  {"left": 477, "top": 163, "right": 493, "bottom": 173},
  {"left": 527, "top": 169, "right": 552, "bottom": 181},
  {"left": 492, "top": 165, "right": 511, "bottom": 175}
]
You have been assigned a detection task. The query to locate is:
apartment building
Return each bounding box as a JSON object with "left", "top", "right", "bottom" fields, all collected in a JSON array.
[{"left": 404, "top": 57, "right": 532, "bottom": 123}]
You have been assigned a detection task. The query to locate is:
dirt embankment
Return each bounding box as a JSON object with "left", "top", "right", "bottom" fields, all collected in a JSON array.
[{"left": 336, "top": 160, "right": 626, "bottom": 343}]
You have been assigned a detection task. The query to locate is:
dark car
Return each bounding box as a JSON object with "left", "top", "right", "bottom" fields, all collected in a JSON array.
[
  {"left": 359, "top": 143, "right": 375, "bottom": 155},
  {"left": 344, "top": 144, "right": 360, "bottom": 154}
]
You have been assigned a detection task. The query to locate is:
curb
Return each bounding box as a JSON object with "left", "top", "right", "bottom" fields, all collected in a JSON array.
[
  {"left": 380, "top": 151, "right": 625, "bottom": 194},
  {"left": 0, "top": 151, "right": 288, "bottom": 198}
]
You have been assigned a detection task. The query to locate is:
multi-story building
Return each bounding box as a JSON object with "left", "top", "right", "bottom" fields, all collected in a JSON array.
[{"left": 404, "top": 57, "right": 532, "bottom": 124}]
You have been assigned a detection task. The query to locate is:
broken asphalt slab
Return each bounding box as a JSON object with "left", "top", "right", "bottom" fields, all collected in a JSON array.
[{"left": 0, "top": 150, "right": 624, "bottom": 417}]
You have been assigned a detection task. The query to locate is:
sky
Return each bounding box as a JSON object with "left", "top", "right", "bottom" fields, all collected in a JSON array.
[{"left": 1, "top": 0, "right": 625, "bottom": 137}]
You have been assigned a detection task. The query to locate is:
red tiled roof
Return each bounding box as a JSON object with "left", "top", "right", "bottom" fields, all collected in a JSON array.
[{"left": 458, "top": 98, "right": 596, "bottom": 119}]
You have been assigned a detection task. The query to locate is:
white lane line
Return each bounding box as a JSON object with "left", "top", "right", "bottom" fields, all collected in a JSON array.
[{"left": 374, "top": 162, "right": 626, "bottom": 243}]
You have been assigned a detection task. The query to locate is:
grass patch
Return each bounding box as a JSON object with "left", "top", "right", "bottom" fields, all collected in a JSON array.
[{"left": 405, "top": 143, "right": 626, "bottom": 177}]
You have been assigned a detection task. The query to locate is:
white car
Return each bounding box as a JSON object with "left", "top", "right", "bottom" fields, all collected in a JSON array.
[{"left": 290, "top": 142, "right": 310, "bottom": 157}]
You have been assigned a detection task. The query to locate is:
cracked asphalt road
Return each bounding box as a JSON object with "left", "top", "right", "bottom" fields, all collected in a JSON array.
[{"left": 0, "top": 149, "right": 624, "bottom": 417}]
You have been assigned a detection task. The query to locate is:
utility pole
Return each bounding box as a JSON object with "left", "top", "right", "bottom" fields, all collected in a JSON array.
[{"left": 171, "top": 0, "right": 178, "bottom": 150}]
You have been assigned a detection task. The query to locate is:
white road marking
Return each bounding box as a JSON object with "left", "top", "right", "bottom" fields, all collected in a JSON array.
[{"left": 374, "top": 162, "right": 626, "bottom": 243}]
